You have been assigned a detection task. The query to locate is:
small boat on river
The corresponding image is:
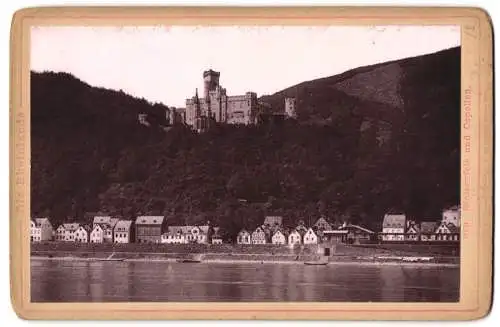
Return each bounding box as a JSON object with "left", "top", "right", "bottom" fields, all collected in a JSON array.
[
  {"left": 176, "top": 258, "right": 202, "bottom": 263},
  {"left": 304, "top": 255, "right": 329, "bottom": 266},
  {"left": 176, "top": 254, "right": 203, "bottom": 263},
  {"left": 304, "top": 261, "right": 328, "bottom": 266}
]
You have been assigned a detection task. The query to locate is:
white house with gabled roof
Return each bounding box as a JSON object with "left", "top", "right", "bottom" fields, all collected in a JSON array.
[
  {"left": 302, "top": 228, "right": 318, "bottom": 245},
  {"left": 271, "top": 230, "right": 287, "bottom": 245},
  {"left": 75, "top": 225, "right": 91, "bottom": 243},
  {"left": 90, "top": 224, "right": 104, "bottom": 243}
]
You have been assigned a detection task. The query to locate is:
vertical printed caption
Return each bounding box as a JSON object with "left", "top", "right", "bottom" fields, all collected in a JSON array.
[
  {"left": 461, "top": 23, "right": 479, "bottom": 242},
  {"left": 14, "top": 112, "right": 26, "bottom": 219}
]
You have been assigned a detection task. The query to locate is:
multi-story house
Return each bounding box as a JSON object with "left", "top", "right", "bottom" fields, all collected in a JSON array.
[
  {"left": 114, "top": 220, "right": 135, "bottom": 243},
  {"left": 58, "top": 223, "right": 80, "bottom": 242},
  {"left": 30, "top": 218, "right": 54, "bottom": 242},
  {"left": 90, "top": 224, "right": 104, "bottom": 243},
  {"left": 303, "top": 228, "right": 318, "bottom": 245},
  {"left": 271, "top": 230, "right": 287, "bottom": 245},
  {"left": 237, "top": 229, "right": 251, "bottom": 245},
  {"left": 135, "top": 216, "right": 166, "bottom": 244},
  {"left": 75, "top": 225, "right": 91, "bottom": 243},
  {"left": 381, "top": 214, "right": 406, "bottom": 241},
  {"left": 92, "top": 216, "right": 119, "bottom": 243},
  {"left": 251, "top": 226, "right": 267, "bottom": 245},
  {"left": 313, "top": 217, "right": 332, "bottom": 232}
]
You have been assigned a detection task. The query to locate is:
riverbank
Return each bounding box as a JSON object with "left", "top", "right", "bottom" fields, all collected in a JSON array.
[
  {"left": 30, "top": 241, "right": 460, "bottom": 266},
  {"left": 30, "top": 253, "right": 459, "bottom": 267},
  {"left": 31, "top": 241, "right": 460, "bottom": 257}
]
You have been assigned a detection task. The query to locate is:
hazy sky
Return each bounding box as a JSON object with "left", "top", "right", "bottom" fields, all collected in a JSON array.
[{"left": 31, "top": 26, "right": 460, "bottom": 107}]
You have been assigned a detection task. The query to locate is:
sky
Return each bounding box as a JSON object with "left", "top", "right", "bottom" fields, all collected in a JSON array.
[{"left": 31, "top": 25, "right": 460, "bottom": 107}]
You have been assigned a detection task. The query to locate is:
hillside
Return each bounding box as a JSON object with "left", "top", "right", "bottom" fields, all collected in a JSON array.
[{"left": 30, "top": 47, "right": 460, "bottom": 239}]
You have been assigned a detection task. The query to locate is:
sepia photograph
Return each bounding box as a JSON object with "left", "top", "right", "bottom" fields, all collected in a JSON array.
[{"left": 28, "top": 24, "right": 462, "bottom": 303}]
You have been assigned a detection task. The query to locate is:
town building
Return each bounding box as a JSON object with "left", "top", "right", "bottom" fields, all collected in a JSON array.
[
  {"left": 237, "top": 229, "right": 251, "bottom": 245},
  {"left": 92, "top": 216, "right": 119, "bottom": 243},
  {"left": 114, "top": 220, "right": 135, "bottom": 243},
  {"left": 313, "top": 217, "right": 332, "bottom": 232},
  {"left": 185, "top": 70, "right": 259, "bottom": 132},
  {"left": 442, "top": 205, "right": 461, "bottom": 227},
  {"left": 30, "top": 218, "right": 53, "bottom": 242},
  {"left": 30, "top": 220, "right": 40, "bottom": 242},
  {"left": 406, "top": 223, "right": 420, "bottom": 241},
  {"left": 251, "top": 226, "right": 267, "bottom": 244},
  {"left": 55, "top": 225, "right": 66, "bottom": 241},
  {"left": 135, "top": 216, "right": 166, "bottom": 243},
  {"left": 190, "top": 226, "right": 210, "bottom": 244},
  {"left": 322, "top": 229, "right": 348, "bottom": 244},
  {"left": 161, "top": 232, "right": 185, "bottom": 244},
  {"left": 162, "top": 226, "right": 190, "bottom": 244},
  {"left": 90, "top": 224, "right": 105, "bottom": 243},
  {"left": 435, "top": 221, "right": 460, "bottom": 241},
  {"left": 75, "top": 225, "right": 91, "bottom": 243},
  {"left": 288, "top": 230, "right": 302, "bottom": 246},
  {"left": 381, "top": 214, "right": 406, "bottom": 241},
  {"left": 263, "top": 216, "right": 283, "bottom": 233},
  {"left": 271, "top": 230, "right": 287, "bottom": 245},
  {"left": 57, "top": 223, "right": 80, "bottom": 242},
  {"left": 420, "top": 222, "right": 438, "bottom": 241},
  {"left": 303, "top": 228, "right": 318, "bottom": 245},
  {"left": 339, "top": 224, "right": 375, "bottom": 244},
  {"left": 211, "top": 230, "right": 223, "bottom": 244}
]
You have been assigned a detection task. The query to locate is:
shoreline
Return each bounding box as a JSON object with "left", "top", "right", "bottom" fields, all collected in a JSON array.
[{"left": 30, "top": 255, "right": 459, "bottom": 268}]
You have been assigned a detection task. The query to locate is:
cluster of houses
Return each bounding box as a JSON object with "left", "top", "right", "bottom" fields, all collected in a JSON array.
[
  {"left": 31, "top": 215, "right": 223, "bottom": 245},
  {"left": 30, "top": 206, "right": 461, "bottom": 245},
  {"left": 380, "top": 206, "right": 461, "bottom": 242},
  {"left": 233, "top": 206, "right": 461, "bottom": 246}
]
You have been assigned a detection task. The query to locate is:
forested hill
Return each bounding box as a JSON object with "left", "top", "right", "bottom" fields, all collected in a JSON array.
[{"left": 31, "top": 46, "right": 460, "bottom": 238}]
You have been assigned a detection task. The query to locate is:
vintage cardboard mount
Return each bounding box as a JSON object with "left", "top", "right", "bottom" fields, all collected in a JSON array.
[{"left": 9, "top": 6, "right": 493, "bottom": 321}]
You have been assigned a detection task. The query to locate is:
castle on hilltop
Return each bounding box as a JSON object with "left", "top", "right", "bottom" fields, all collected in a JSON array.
[
  {"left": 184, "top": 69, "right": 259, "bottom": 132},
  {"left": 161, "top": 69, "right": 298, "bottom": 132}
]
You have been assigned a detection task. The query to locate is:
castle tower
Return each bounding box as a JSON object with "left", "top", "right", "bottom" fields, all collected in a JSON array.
[
  {"left": 203, "top": 69, "right": 220, "bottom": 99},
  {"left": 168, "top": 107, "right": 176, "bottom": 125},
  {"left": 284, "top": 97, "right": 297, "bottom": 119}
]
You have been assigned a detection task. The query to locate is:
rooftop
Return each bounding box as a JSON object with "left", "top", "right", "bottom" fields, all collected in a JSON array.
[
  {"left": 114, "top": 220, "right": 133, "bottom": 231},
  {"left": 383, "top": 214, "right": 406, "bottom": 228},
  {"left": 135, "top": 216, "right": 164, "bottom": 225},
  {"left": 420, "top": 221, "right": 438, "bottom": 233}
]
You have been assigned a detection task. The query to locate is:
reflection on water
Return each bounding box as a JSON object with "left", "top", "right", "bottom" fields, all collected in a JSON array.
[{"left": 31, "top": 260, "right": 459, "bottom": 302}]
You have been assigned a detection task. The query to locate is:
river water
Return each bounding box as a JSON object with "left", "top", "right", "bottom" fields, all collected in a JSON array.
[{"left": 31, "top": 260, "right": 459, "bottom": 302}]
